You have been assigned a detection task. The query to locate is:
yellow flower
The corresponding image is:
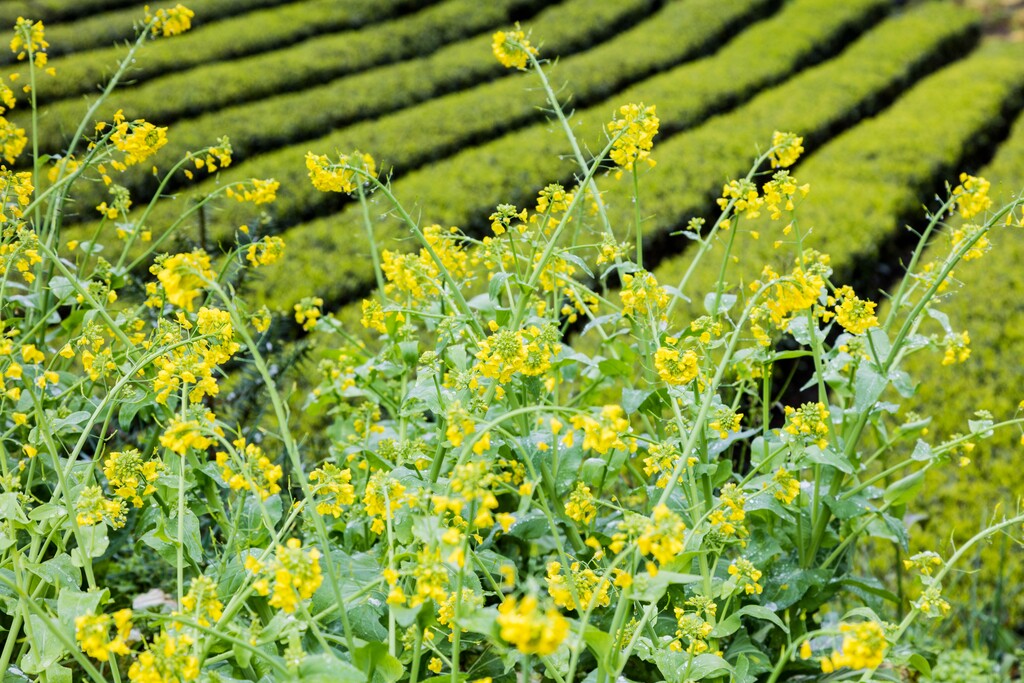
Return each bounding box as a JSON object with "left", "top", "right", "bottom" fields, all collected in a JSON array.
[
  {"left": 293, "top": 296, "right": 324, "bottom": 331},
  {"left": 783, "top": 402, "right": 831, "bottom": 449},
  {"left": 247, "top": 539, "right": 323, "bottom": 614},
  {"left": 941, "top": 330, "right": 970, "bottom": 366},
  {"left": 308, "top": 463, "right": 355, "bottom": 517},
  {"left": 655, "top": 340, "right": 699, "bottom": 386},
  {"left": 215, "top": 439, "right": 282, "bottom": 500},
  {"left": 570, "top": 405, "right": 632, "bottom": 455},
  {"left": 145, "top": 4, "right": 195, "bottom": 37},
  {"left": 769, "top": 131, "right": 804, "bottom": 168},
  {"left": 104, "top": 448, "right": 162, "bottom": 508},
  {"left": 951, "top": 173, "right": 991, "bottom": 219},
  {"left": 831, "top": 285, "right": 878, "bottom": 335},
  {"left": 227, "top": 178, "right": 279, "bottom": 205},
  {"left": 564, "top": 482, "right": 597, "bottom": 525},
  {"left": 491, "top": 23, "right": 537, "bottom": 69},
  {"left": 75, "top": 609, "right": 132, "bottom": 660},
  {"left": 305, "top": 151, "right": 375, "bottom": 193},
  {"left": 821, "top": 621, "right": 888, "bottom": 673},
  {"left": 179, "top": 575, "right": 223, "bottom": 627},
  {"left": 245, "top": 235, "right": 286, "bottom": 267},
  {"left": 608, "top": 103, "right": 659, "bottom": 173},
  {"left": 10, "top": 18, "right": 48, "bottom": 67},
  {"left": 75, "top": 485, "right": 126, "bottom": 529},
  {"left": 128, "top": 631, "right": 199, "bottom": 682},
  {"left": 497, "top": 595, "right": 568, "bottom": 655},
  {"left": 152, "top": 251, "right": 213, "bottom": 311},
  {"left": 728, "top": 558, "right": 763, "bottom": 595}
]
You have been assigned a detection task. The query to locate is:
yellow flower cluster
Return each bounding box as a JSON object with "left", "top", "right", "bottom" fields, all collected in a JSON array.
[
  {"left": 709, "top": 483, "right": 747, "bottom": 539},
  {"left": 75, "top": 609, "right": 133, "bottom": 660},
  {"left": 179, "top": 575, "right": 223, "bottom": 627},
  {"left": 643, "top": 443, "right": 689, "bottom": 489},
  {"left": 749, "top": 252, "right": 830, "bottom": 346},
  {"left": 75, "top": 485, "right": 127, "bottom": 529},
  {"left": 569, "top": 405, "right": 633, "bottom": 455},
  {"left": 215, "top": 438, "right": 282, "bottom": 500},
  {"left": 109, "top": 110, "right": 168, "bottom": 170},
  {"left": 728, "top": 558, "right": 763, "bottom": 595},
  {"left": 489, "top": 203, "right": 527, "bottom": 235},
  {"left": 762, "top": 170, "right": 809, "bottom": 220},
  {"left": 152, "top": 250, "right": 213, "bottom": 311},
  {"left": 10, "top": 17, "right": 48, "bottom": 67},
  {"left": 0, "top": 118, "right": 26, "bottom": 164},
  {"left": 951, "top": 172, "right": 991, "bottom": 219},
  {"left": 831, "top": 285, "right": 878, "bottom": 335},
  {"left": 129, "top": 631, "right": 199, "bottom": 683},
  {"left": 655, "top": 337, "right": 699, "bottom": 386},
  {"left": 363, "top": 470, "right": 407, "bottom": 534},
  {"left": 491, "top": 23, "right": 537, "bottom": 70},
  {"left": 305, "top": 151, "right": 375, "bottom": 193},
  {"left": 145, "top": 4, "right": 195, "bottom": 38},
  {"left": 309, "top": 463, "right": 355, "bottom": 517},
  {"left": 717, "top": 178, "right": 762, "bottom": 221},
  {"left": 620, "top": 270, "right": 668, "bottom": 319},
  {"left": 227, "top": 178, "right": 279, "bottom": 205},
  {"left": 496, "top": 595, "right": 568, "bottom": 655},
  {"left": 941, "top": 330, "right": 971, "bottom": 366},
  {"left": 546, "top": 561, "right": 610, "bottom": 611},
  {"left": 608, "top": 103, "right": 659, "bottom": 173},
  {"left": 672, "top": 607, "right": 714, "bottom": 654},
  {"left": 772, "top": 467, "right": 800, "bottom": 505},
  {"left": 293, "top": 296, "right": 323, "bottom": 331},
  {"left": 564, "top": 481, "right": 597, "bottom": 524},
  {"left": 637, "top": 503, "right": 687, "bottom": 571},
  {"left": 247, "top": 538, "right": 323, "bottom": 614},
  {"left": 159, "top": 413, "right": 218, "bottom": 456},
  {"left": 768, "top": 131, "right": 804, "bottom": 169},
  {"left": 949, "top": 222, "right": 990, "bottom": 262},
  {"left": 820, "top": 621, "right": 888, "bottom": 673},
  {"left": 0, "top": 169, "right": 34, "bottom": 218},
  {"left": 245, "top": 235, "right": 286, "bottom": 267},
  {"left": 783, "top": 402, "right": 831, "bottom": 449},
  {"left": 104, "top": 448, "right": 162, "bottom": 508}
]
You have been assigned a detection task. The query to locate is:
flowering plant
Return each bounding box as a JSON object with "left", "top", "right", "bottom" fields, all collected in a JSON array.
[{"left": 0, "top": 12, "right": 1022, "bottom": 683}]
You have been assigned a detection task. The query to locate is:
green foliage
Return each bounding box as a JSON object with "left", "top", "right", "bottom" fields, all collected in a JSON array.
[
  {"left": 10, "top": 0, "right": 466, "bottom": 108},
  {"left": 926, "top": 649, "right": 1006, "bottom": 683},
  {"left": 63, "top": 0, "right": 773, "bottom": 260},
  {"left": 0, "top": 0, "right": 301, "bottom": 64},
  {"left": 654, "top": 39, "right": 1024, "bottom": 318},
  {"left": 0, "top": 0, "right": 139, "bottom": 26},
  {"left": 892, "top": 107, "right": 1024, "bottom": 627},
  {"left": 58, "top": 0, "right": 659, "bottom": 214},
  {"left": 271, "top": 0, "right": 972, "bottom": 313}
]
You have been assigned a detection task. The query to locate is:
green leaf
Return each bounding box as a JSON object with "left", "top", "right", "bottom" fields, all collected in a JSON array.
[
  {"left": 908, "top": 653, "right": 932, "bottom": 678},
  {"left": 57, "top": 587, "right": 104, "bottom": 625},
  {"left": 294, "top": 654, "right": 365, "bottom": 683},
  {"left": 354, "top": 642, "right": 404, "bottom": 683},
  {"left": 71, "top": 525, "right": 109, "bottom": 566},
  {"left": 0, "top": 492, "right": 29, "bottom": 525},
  {"left": 20, "top": 615, "right": 69, "bottom": 674},
  {"left": 803, "top": 445, "right": 854, "bottom": 474},
  {"left": 883, "top": 469, "right": 925, "bottom": 506},
  {"left": 854, "top": 363, "right": 887, "bottom": 414},
  {"left": 711, "top": 605, "right": 789, "bottom": 638}
]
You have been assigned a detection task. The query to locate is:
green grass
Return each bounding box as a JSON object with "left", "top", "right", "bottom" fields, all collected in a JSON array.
[
  {"left": 282, "top": 0, "right": 971, "bottom": 315},
  {"left": 53, "top": 0, "right": 659, "bottom": 214}
]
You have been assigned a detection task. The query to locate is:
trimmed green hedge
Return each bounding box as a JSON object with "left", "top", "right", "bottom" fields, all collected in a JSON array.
[
  {"left": 263, "top": 0, "right": 973, "bottom": 313},
  {"left": 653, "top": 40, "right": 1024, "bottom": 322},
  {"left": 0, "top": 0, "right": 302, "bottom": 64},
  {"left": 56, "top": 0, "right": 659, "bottom": 214},
  {"left": 0, "top": 0, "right": 139, "bottom": 26},
  {"left": 17, "top": 0, "right": 531, "bottom": 113},
  {"left": 64, "top": 0, "right": 774, "bottom": 251},
  {"left": 884, "top": 99, "right": 1024, "bottom": 621}
]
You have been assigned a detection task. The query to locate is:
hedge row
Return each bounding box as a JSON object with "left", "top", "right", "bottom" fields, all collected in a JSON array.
[
  {"left": 14, "top": 0, "right": 471, "bottom": 108},
  {"left": 0, "top": 0, "right": 139, "bottom": 26},
  {"left": 883, "top": 101, "right": 1024, "bottom": 620},
  {"left": 652, "top": 40, "right": 1024, "bottom": 324},
  {"left": 64, "top": 0, "right": 774, "bottom": 250},
  {"left": 265, "top": 0, "right": 973, "bottom": 314},
  {"left": 0, "top": 0, "right": 305, "bottom": 64},
  {"left": 56, "top": 0, "right": 659, "bottom": 214}
]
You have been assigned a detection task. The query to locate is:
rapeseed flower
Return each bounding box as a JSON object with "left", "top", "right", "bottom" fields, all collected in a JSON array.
[
  {"left": 608, "top": 103, "right": 659, "bottom": 174},
  {"left": 145, "top": 4, "right": 195, "bottom": 37},
  {"left": 75, "top": 609, "right": 133, "bottom": 660},
  {"left": 497, "top": 595, "right": 568, "bottom": 655},
  {"left": 492, "top": 23, "right": 537, "bottom": 70},
  {"left": 820, "top": 621, "right": 888, "bottom": 673}
]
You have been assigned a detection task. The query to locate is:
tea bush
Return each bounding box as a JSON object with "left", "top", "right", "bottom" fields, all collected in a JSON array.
[
  {"left": 285, "top": 0, "right": 977, "bottom": 314},
  {"left": 8, "top": 0, "right": 511, "bottom": 109},
  {"left": 0, "top": 0, "right": 322, "bottom": 64},
  {"left": 61, "top": 0, "right": 773, "bottom": 249},
  {"left": 1, "top": 9, "right": 1022, "bottom": 683},
  {"left": 52, "top": 0, "right": 659, "bottom": 213}
]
